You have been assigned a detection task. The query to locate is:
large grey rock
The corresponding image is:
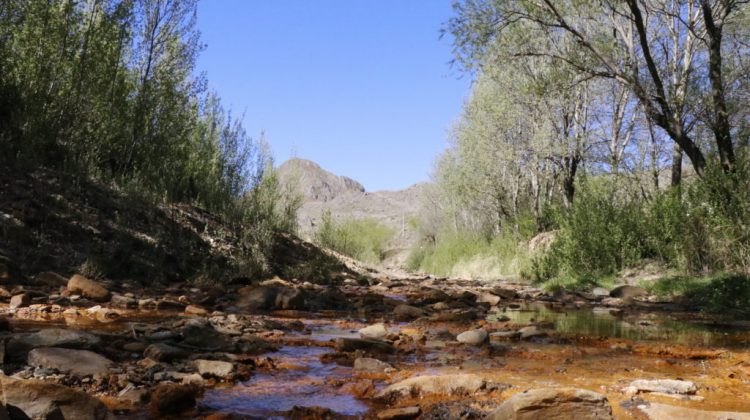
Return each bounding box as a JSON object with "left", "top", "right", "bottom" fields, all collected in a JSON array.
[
  {"left": 359, "top": 323, "right": 389, "bottom": 340},
  {"left": 0, "top": 373, "right": 109, "bottom": 419},
  {"left": 488, "top": 388, "right": 613, "bottom": 420},
  {"left": 7, "top": 328, "right": 101, "bottom": 359},
  {"left": 376, "top": 374, "right": 486, "bottom": 398},
  {"left": 456, "top": 329, "right": 488, "bottom": 345},
  {"left": 28, "top": 347, "right": 113, "bottom": 377},
  {"left": 67, "top": 275, "right": 110, "bottom": 301}
]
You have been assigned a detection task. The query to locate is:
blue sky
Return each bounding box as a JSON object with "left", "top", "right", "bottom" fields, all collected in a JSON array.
[{"left": 197, "top": 1, "right": 470, "bottom": 191}]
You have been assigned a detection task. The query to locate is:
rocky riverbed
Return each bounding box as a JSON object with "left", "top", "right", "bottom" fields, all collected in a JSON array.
[{"left": 1, "top": 267, "right": 750, "bottom": 419}]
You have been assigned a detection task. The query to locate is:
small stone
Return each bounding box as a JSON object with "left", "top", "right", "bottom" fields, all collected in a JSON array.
[
  {"left": 194, "top": 359, "right": 234, "bottom": 378},
  {"left": 456, "top": 329, "right": 488, "bottom": 345},
  {"left": 185, "top": 305, "right": 208, "bottom": 316}
]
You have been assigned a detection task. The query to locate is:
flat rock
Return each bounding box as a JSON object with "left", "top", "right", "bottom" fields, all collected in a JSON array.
[
  {"left": 194, "top": 359, "right": 234, "bottom": 378},
  {"left": 28, "top": 347, "right": 113, "bottom": 377},
  {"left": 457, "top": 328, "right": 488, "bottom": 345},
  {"left": 0, "top": 373, "right": 109, "bottom": 419},
  {"left": 488, "top": 387, "right": 613, "bottom": 420},
  {"left": 377, "top": 406, "right": 421, "bottom": 419},
  {"left": 636, "top": 402, "right": 750, "bottom": 420},
  {"left": 67, "top": 275, "right": 110, "bottom": 301},
  {"left": 353, "top": 357, "right": 393, "bottom": 372},
  {"left": 336, "top": 338, "right": 395, "bottom": 354},
  {"left": 376, "top": 374, "right": 486, "bottom": 398},
  {"left": 492, "top": 287, "right": 517, "bottom": 299},
  {"left": 7, "top": 328, "right": 101, "bottom": 357},
  {"left": 519, "top": 326, "right": 547, "bottom": 340},
  {"left": 626, "top": 379, "right": 697, "bottom": 395},
  {"left": 359, "top": 323, "right": 389, "bottom": 340}
]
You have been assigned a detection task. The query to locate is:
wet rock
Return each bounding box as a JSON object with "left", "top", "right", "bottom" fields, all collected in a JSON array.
[
  {"left": 0, "top": 373, "right": 109, "bottom": 419},
  {"left": 393, "top": 304, "right": 424, "bottom": 321},
  {"left": 456, "top": 328, "right": 488, "bottom": 345},
  {"left": 636, "top": 402, "right": 750, "bottom": 420},
  {"left": 359, "top": 323, "right": 389, "bottom": 340},
  {"left": 67, "top": 275, "right": 110, "bottom": 301},
  {"left": 377, "top": 406, "right": 421, "bottom": 419},
  {"left": 194, "top": 359, "right": 234, "bottom": 378},
  {"left": 353, "top": 357, "right": 393, "bottom": 373},
  {"left": 144, "top": 343, "right": 187, "bottom": 362},
  {"left": 488, "top": 387, "right": 612, "bottom": 420},
  {"left": 110, "top": 294, "right": 137, "bottom": 309},
  {"left": 416, "top": 289, "right": 451, "bottom": 304},
  {"left": 156, "top": 299, "right": 185, "bottom": 311},
  {"left": 9, "top": 293, "right": 30, "bottom": 309},
  {"left": 28, "top": 347, "right": 113, "bottom": 377},
  {"left": 490, "top": 331, "right": 521, "bottom": 342},
  {"left": 432, "top": 309, "right": 478, "bottom": 322},
  {"left": 376, "top": 374, "right": 487, "bottom": 398},
  {"left": 477, "top": 293, "right": 501, "bottom": 306},
  {"left": 93, "top": 307, "right": 120, "bottom": 323},
  {"left": 609, "top": 285, "right": 647, "bottom": 299},
  {"left": 625, "top": 379, "right": 697, "bottom": 395},
  {"left": 149, "top": 383, "right": 199, "bottom": 417},
  {"left": 180, "top": 320, "right": 231, "bottom": 350},
  {"left": 335, "top": 338, "right": 395, "bottom": 354},
  {"left": 138, "top": 298, "right": 157, "bottom": 310}
]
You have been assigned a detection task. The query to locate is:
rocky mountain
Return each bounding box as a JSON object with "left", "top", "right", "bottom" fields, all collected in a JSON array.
[{"left": 276, "top": 158, "right": 425, "bottom": 266}]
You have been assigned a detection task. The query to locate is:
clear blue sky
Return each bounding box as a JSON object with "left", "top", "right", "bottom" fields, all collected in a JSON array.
[{"left": 197, "top": 1, "right": 469, "bottom": 191}]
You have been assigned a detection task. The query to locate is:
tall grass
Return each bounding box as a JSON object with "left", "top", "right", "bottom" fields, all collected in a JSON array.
[{"left": 315, "top": 211, "right": 394, "bottom": 265}]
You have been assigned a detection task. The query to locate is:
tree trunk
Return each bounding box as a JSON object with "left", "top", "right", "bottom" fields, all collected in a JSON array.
[{"left": 671, "top": 143, "right": 682, "bottom": 187}]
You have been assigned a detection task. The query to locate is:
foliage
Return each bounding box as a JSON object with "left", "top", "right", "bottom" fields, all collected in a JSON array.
[
  {"left": 314, "top": 211, "right": 394, "bottom": 265},
  {"left": 645, "top": 273, "right": 750, "bottom": 318}
]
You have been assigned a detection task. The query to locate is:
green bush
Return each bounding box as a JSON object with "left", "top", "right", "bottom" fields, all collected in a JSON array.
[
  {"left": 315, "top": 212, "right": 394, "bottom": 265},
  {"left": 645, "top": 273, "right": 750, "bottom": 317}
]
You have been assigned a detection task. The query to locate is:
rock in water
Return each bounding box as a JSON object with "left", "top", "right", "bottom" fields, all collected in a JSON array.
[
  {"left": 488, "top": 388, "right": 613, "bottom": 420},
  {"left": 626, "top": 379, "right": 697, "bottom": 395},
  {"left": 28, "top": 347, "right": 113, "bottom": 377},
  {"left": 353, "top": 357, "right": 393, "bottom": 373},
  {"left": 149, "top": 383, "right": 199, "bottom": 417},
  {"left": 67, "top": 275, "right": 111, "bottom": 301},
  {"left": 456, "top": 329, "right": 488, "bottom": 345},
  {"left": 609, "top": 285, "right": 647, "bottom": 299},
  {"left": 377, "top": 406, "right": 421, "bottom": 419},
  {"left": 194, "top": 359, "right": 234, "bottom": 378},
  {"left": 335, "top": 338, "right": 395, "bottom": 354},
  {"left": 376, "top": 374, "right": 487, "bottom": 398},
  {"left": 0, "top": 373, "right": 109, "bottom": 419},
  {"left": 359, "top": 323, "right": 389, "bottom": 340}
]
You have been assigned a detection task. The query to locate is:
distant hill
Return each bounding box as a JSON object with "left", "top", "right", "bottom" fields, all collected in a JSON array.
[{"left": 276, "top": 158, "right": 425, "bottom": 267}]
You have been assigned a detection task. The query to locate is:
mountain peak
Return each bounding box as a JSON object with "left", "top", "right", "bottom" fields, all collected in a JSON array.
[{"left": 277, "top": 158, "right": 365, "bottom": 202}]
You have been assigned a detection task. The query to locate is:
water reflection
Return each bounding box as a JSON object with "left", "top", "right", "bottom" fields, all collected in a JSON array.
[{"left": 488, "top": 303, "right": 750, "bottom": 347}]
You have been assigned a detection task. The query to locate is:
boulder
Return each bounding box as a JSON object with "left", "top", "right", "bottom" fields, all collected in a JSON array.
[
  {"left": 456, "top": 329, "right": 488, "bottom": 345},
  {"left": 0, "top": 373, "right": 109, "bottom": 419},
  {"left": 393, "top": 304, "right": 424, "bottom": 321},
  {"left": 492, "top": 287, "right": 518, "bottom": 299},
  {"left": 275, "top": 287, "right": 306, "bottom": 310},
  {"left": 376, "top": 374, "right": 486, "bottom": 398},
  {"left": 144, "top": 343, "right": 187, "bottom": 362},
  {"left": 609, "top": 285, "right": 647, "bottom": 299},
  {"left": 7, "top": 328, "right": 101, "bottom": 359},
  {"left": 335, "top": 338, "right": 395, "bottom": 354},
  {"left": 149, "top": 383, "right": 199, "bottom": 417},
  {"left": 179, "top": 320, "right": 231, "bottom": 350},
  {"left": 488, "top": 388, "right": 613, "bottom": 420},
  {"left": 353, "top": 357, "right": 393, "bottom": 373},
  {"left": 9, "top": 294, "right": 30, "bottom": 309},
  {"left": 636, "top": 402, "right": 750, "bottom": 420},
  {"left": 359, "top": 323, "right": 389, "bottom": 340},
  {"left": 67, "top": 275, "right": 110, "bottom": 301},
  {"left": 592, "top": 287, "right": 610, "bottom": 297},
  {"left": 194, "top": 359, "right": 234, "bottom": 378},
  {"left": 625, "top": 379, "right": 697, "bottom": 395},
  {"left": 377, "top": 406, "right": 421, "bottom": 420},
  {"left": 28, "top": 347, "right": 113, "bottom": 377},
  {"left": 477, "top": 293, "right": 501, "bottom": 306}
]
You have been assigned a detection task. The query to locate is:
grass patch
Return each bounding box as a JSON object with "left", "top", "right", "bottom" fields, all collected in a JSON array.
[{"left": 643, "top": 273, "right": 750, "bottom": 317}]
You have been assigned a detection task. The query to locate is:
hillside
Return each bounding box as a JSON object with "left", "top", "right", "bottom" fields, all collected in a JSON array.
[{"left": 277, "top": 158, "right": 426, "bottom": 266}]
